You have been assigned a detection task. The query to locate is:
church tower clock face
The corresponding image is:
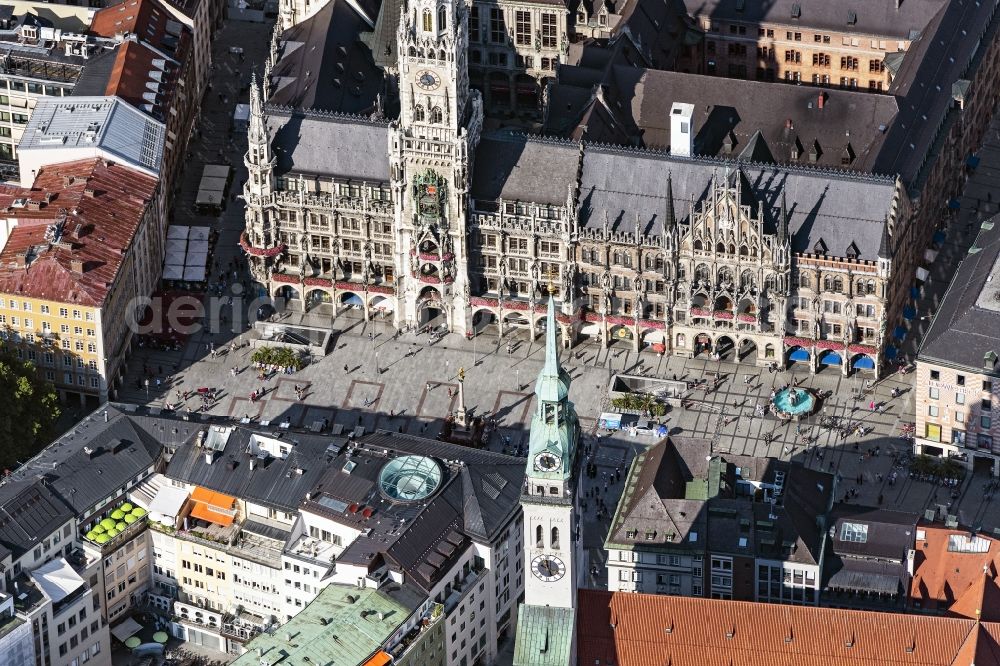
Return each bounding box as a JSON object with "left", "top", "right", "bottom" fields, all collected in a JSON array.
[
  {"left": 531, "top": 555, "right": 567, "bottom": 582},
  {"left": 416, "top": 69, "right": 442, "bottom": 91}
]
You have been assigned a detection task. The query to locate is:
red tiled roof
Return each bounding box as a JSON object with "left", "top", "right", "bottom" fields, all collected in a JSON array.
[
  {"left": 949, "top": 573, "right": 1000, "bottom": 622},
  {"left": 577, "top": 589, "right": 1000, "bottom": 665},
  {"left": 105, "top": 40, "right": 176, "bottom": 116},
  {"left": 0, "top": 159, "right": 158, "bottom": 307},
  {"left": 911, "top": 523, "right": 1000, "bottom": 614},
  {"left": 90, "top": 0, "right": 174, "bottom": 51}
]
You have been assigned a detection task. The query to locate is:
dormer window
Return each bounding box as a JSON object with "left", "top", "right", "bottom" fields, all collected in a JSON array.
[{"left": 599, "top": 12, "right": 607, "bottom": 26}]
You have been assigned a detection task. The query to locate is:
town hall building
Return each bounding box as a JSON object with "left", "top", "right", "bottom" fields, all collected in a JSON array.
[{"left": 240, "top": 0, "right": 1000, "bottom": 379}]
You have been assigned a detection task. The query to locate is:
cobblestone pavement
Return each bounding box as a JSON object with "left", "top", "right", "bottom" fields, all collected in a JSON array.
[{"left": 114, "top": 19, "right": 1000, "bottom": 578}]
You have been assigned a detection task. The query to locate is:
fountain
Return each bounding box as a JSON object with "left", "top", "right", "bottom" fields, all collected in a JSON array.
[{"left": 771, "top": 386, "right": 818, "bottom": 419}]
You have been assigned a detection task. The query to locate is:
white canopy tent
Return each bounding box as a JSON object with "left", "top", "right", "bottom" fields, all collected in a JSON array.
[
  {"left": 148, "top": 485, "right": 189, "bottom": 525},
  {"left": 166, "top": 225, "right": 189, "bottom": 240},
  {"left": 189, "top": 227, "right": 210, "bottom": 242},
  {"left": 162, "top": 264, "right": 185, "bottom": 280},
  {"left": 110, "top": 617, "right": 144, "bottom": 643},
  {"left": 30, "top": 558, "right": 84, "bottom": 603}
]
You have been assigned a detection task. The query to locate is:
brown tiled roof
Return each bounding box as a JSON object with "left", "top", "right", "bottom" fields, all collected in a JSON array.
[
  {"left": 577, "top": 588, "right": 1000, "bottom": 665},
  {"left": 90, "top": 0, "right": 174, "bottom": 51},
  {"left": 104, "top": 40, "right": 178, "bottom": 119},
  {"left": 911, "top": 523, "right": 1000, "bottom": 614},
  {"left": 949, "top": 574, "right": 1000, "bottom": 622},
  {"left": 0, "top": 159, "right": 158, "bottom": 307}
]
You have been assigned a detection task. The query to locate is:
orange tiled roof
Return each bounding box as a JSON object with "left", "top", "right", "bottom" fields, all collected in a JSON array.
[
  {"left": 0, "top": 159, "right": 158, "bottom": 307},
  {"left": 577, "top": 589, "right": 1000, "bottom": 666},
  {"left": 90, "top": 0, "right": 174, "bottom": 51},
  {"left": 911, "top": 523, "right": 1000, "bottom": 614}
]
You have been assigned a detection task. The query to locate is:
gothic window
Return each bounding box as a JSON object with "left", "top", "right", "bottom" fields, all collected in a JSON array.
[
  {"left": 855, "top": 279, "right": 865, "bottom": 295},
  {"left": 676, "top": 333, "right": 686, "bottom": 348},
  {"left": 822, "top": 276, "right": 832, "bottom": 291},
  {"left": 430, "top": 106, "right": 443, "bottom": 123},
  {"left": 422, "top": 9, "right": 433, "bottom": 32},
  {"left": 541, "top": 13, "right": 557, "bottom": 48},
  {"left": 469, "top": 6, "right": 480, "bottom": 41},
  {"left": 765, "top": 274, "right": 777, "bottom": 292},
  {"left": 438, "top": 5, "right": 446, "bottom": 31},
  {"left": 729, "top": 244, "right": 736, "bottom": 255},
  {"left": 515, "top": 10, "right": 531, "bottom": 45},
  {"left": 551, "top": 527, "right": 560, "bottom": 549},
  {"left": 694, "top": 264, "right": 710, "bottom": 283},
  {"left": 717, "top": 267, "right": 733, "bottom": 286},
  {"left": 409, "top": 46, "right": 416, "bottom": 56},
  {"left": 739, "top": 244, "right": 748, "bottom": 257},
  {"left": 740, "top": 270, "right": 755, "bottom": 290},
  {"left": 799, "top": 272, "right": 811, "bottom": 289},
  {"left": 833, "top": 277, "right": 844, "bottom": 293},
  {"left": 536, "top": 525, "right": 544, "bottom": 547},
  {"left": 654, "top": 255, "right": 664, "bottom": 270},
  {"left": 613, "top": 251, "right": 622, "bottom": 265},
  {"left": 414, "top": 105, "right": 425, "bottom": 121},
  {"left": 716, "top": 242, "right": 726, "bottom": 254},
  {"left": 866, "top": 280, "right": 876, "bottom": 295},
  {"left": 489, "top": 7, "right": 505, "bottom": 43}
]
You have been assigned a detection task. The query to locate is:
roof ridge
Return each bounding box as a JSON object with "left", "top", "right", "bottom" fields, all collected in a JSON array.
[
  {"left": 265, "top": 103, "right": 391, "bottom": 127},
  {"left": 582, "top": 139, "right": 898, "bottom": 184}
]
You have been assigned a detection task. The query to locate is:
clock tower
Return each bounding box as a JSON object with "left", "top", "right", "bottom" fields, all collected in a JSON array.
[
  {"left": 513, "top": 294, "right": 581, "bottom": 666},
  {"left": 390, "top": 0, "right": 482, "bottom": 332}
]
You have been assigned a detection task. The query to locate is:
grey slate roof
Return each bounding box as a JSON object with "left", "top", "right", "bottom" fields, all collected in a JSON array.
[
  {"left": 0, "top": 482, "right": 74, "bottom": 559},
  {"left": 267, "top": 107, "right": 390, "bottom": 181},
  {"left": 165, "top": 427, "right": 333, "bottom": 512},
  {"left": 268, "top": 0, "right": 386, "bottom": 115},
  {"left": 872, "top": 0, "right": 997, "bottom": 185},
  {"left": 919, "top": 216, "right": 1000, "bottom": 371},
  {"left": 598, "top": 66, "right": 897, "bottom": 170},
  {"left": 578, "top": 147, "right": 895, "bottom": 261},
  {"left": 2, "top": 404, "right": 166, "bottom": 516},
  {"left": 679, "top": 0, "right": 945, "bottom": 40},
  {"left": 362, "top": 0, "right": 402, "bottom": 70},
  {"left": 471, "top": 133, "right": 580, "bottom": 207},
  {"left": 829, "top": 505, "right": 919, "bottom": 560},
  {"left": 607, "top": 437, "right": 831, "bottom": 566},
  {"left": 302, "top": 431, "right": 524, "bottom": 593}
]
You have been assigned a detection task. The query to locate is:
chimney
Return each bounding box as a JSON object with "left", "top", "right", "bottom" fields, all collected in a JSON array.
[
  {"left": 669, "top": 102, "right": 695, "bottom": 158},
  {"left": 84, "top": 188, "right": 96, "bottom": 198},
  {"left": 785, "top": 118, "right": 794, "bottom": 130},
  {"left": 204, "top": 451, "right": 214, "bottom": 465},
  {"left": 13, "top": 253, "right": 26, "bottom": 268},
  {"left": 70, "top": 259, "right": 84, "bottom": 273}
]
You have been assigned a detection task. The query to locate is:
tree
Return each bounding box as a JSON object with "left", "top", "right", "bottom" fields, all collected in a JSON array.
[{"left": 0, "top": 347, "right": 60, "bottom": 470}]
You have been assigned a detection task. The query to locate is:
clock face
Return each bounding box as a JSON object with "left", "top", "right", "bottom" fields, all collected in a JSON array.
[
  {"left": 531, "top": 555, "right": 566, "bottom": 582},
  {"left": 416, "top": 69, "right": 441, "bottom": 91},
  {"left": 534, "top": 452, "right": 561, "bottom": 472}
]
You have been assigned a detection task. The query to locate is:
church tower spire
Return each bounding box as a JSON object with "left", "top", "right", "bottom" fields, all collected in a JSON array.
[
  {"left": 513, "top": 294, "right": 581, "bottom": 666},
  {"left": 245, "top": 72, "right": 275, "bottom": 202}
]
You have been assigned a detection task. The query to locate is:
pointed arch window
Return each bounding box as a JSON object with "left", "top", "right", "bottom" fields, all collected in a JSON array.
[
  {"left": 438, "top": 5, "right": 446, "bottom": 31},
  {"left": 430, "top": 106, "right": 443, "bottom": 123},
  {"left": 422, "top": 9, "right": 433, "bottom": 32},
  {"left": 536, "top": 525, "right": 544, "bottom": 548},
  {"left": 414, "top": 105, "right": 425, "bottom": 121},
  {"left": 551, "top": 527, "right": 560, "bottom": 549}
]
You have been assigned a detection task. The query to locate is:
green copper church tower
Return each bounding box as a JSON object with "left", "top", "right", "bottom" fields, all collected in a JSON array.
[{"left": 513, "top": 294, "right": 581, "bottom": 666}]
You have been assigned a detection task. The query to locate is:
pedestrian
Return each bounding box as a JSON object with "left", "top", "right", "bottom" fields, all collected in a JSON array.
[{"left": 344, "top": 364, "right": 349, "bottom": 373}]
